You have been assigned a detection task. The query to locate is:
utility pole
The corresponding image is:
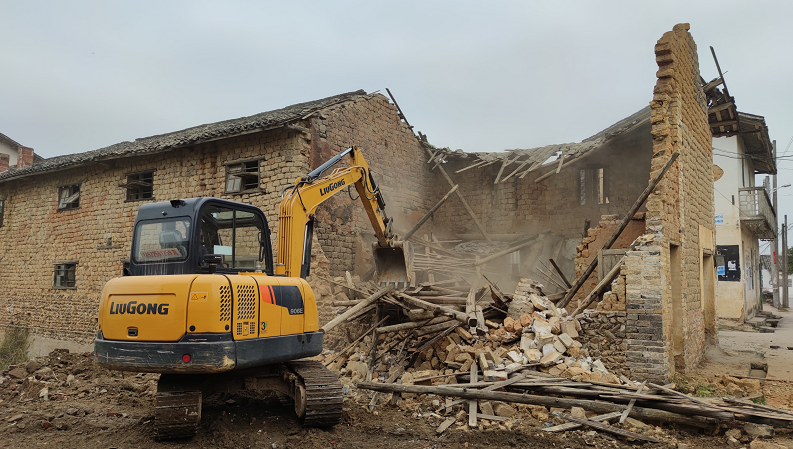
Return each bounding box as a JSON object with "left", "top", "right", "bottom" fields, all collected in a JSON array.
[
  {"left": 782, "top": 215, "right": 789, "bottom": 309},
  {"left": 773, "top": 140, "right": 780, "bottom": 308}
]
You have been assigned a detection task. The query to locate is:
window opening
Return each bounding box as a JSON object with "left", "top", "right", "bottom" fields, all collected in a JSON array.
[
  {"left": 225, "top": 160, "right": 261, "bottom": 194},
  {"left": 123, "top": 171, "right": 154, "bottom": 201},
  {"left": 53, "top": 262, "right": 77, "bottom": 288},
  {"left": 58, "top": 184, "right": 80, "bottom": 211},
  {"left": 578, "top": 167, "right": 609, "bottom": 205}
]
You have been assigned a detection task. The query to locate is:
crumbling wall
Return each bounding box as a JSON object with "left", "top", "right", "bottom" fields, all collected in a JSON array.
[
  {"left": 428, "top": 126, "right": 652, "bottom": 286},
  {"left": 624, "top": 23, "right": 714, "bottom": 382},
  {"left": 576, "top": 265, "right": 629, "bottom": 377},
  {"left": 306, "top": 93, "right": 432, "bottom": 277},
  {"left": 572, "top": 213, "right": 646, "bottom": 308}
]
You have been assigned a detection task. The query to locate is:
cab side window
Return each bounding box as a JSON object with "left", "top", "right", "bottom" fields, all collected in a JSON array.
[{"left": 200, "top": 206, "right": 266, "bottom": 271}]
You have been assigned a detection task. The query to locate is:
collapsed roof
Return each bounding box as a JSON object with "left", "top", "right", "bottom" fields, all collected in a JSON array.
[{"left": 426, "top": 106, "right": 651, "bottom": 183}]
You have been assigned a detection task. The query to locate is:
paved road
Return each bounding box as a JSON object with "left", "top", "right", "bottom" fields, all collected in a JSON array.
[{"left": 718, "top": 306, "right": 793, "bottom": 381}]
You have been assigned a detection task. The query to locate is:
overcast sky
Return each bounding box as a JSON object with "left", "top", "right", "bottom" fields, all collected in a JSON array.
[{"left": 2, "top": 1, "right": 792, "bottom": 233}]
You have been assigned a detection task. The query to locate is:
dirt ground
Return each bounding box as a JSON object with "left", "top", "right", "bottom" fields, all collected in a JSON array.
[{"left": 2, "top": 349, "right": 793, "bottom": 449}]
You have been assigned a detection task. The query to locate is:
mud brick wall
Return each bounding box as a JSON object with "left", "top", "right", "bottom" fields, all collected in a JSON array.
[
  {"left": 0, "top": 93, "right": 429, "bottom": 341},
  {"left": 623, "top": 238, "right": 670, "bottom": 382},
  {"left": 0, "top": 129, "right": 319, "bottom": 341},
  {"left": 623, "top": 23, "right": 715, "bottom": 381},
  {"left": 306, "top": 94, "right": 432, "bottom": 277},
  {"left": 572, "top": 214, "right": 645, "bottom": 308}
]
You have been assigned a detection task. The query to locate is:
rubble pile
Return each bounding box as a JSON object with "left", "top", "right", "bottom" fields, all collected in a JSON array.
[
  {"left": 323, "top": 273, "right": 793, "bottom": 443},
  {"left": 0, "top": 349, "right": 158, "bottom": 435},
  {"left": 324, "top": 278, "right": 622, "bottom": 388}
]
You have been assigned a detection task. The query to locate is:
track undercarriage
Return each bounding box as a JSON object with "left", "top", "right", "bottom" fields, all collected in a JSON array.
[{"left": 154, "top": 359, "right": 343, "bottom": 440}]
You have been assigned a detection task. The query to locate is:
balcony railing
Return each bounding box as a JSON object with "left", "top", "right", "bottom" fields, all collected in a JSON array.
[{"left": 738, "top": 187, "right": 777, "bottom": 240}]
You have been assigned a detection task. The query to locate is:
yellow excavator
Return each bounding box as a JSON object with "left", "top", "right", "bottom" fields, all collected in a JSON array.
[{"left": 94, "top": 147, "right": 413, "bottom": 439}]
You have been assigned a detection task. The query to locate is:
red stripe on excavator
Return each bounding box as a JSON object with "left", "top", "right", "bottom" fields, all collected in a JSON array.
[{"left": 260, "top": 285, "right": 274, "bottom": 304}]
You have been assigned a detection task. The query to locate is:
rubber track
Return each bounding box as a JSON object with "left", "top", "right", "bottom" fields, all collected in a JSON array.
[{"left": 287, "top": 360, "right": 343, "bottom": 427}]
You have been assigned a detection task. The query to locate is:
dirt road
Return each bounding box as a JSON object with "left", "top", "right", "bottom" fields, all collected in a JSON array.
[{"left": 2, "top": 349, "right": 793, "bottom": 448}]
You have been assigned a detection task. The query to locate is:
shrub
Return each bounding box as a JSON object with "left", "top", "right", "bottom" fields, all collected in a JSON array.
[{"left": 0, "top": 325, "right": 30, "bottom": 371}]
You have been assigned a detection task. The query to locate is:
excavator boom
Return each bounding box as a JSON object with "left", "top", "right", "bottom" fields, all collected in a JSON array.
[{"left": 277, "top": 147, "right": 413, "bottom": 287}]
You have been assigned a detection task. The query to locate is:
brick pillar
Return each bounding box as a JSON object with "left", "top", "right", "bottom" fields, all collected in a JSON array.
[
  {"left": 17, "top": 146, "right": 34, "bottom": 169},
  {"left": 0, "top": 153, "right": 9, "bottom": 172}
]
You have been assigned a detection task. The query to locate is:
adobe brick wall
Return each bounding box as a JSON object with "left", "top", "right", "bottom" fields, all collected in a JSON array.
[
  {"left": 623, "top": 23, "right": 715, "bottom": 381},
  {"left": 571, "top": 213, "right": 646, "bottom": 308},
  {"left": 427, "top": 125, "right": 652, "bottom": 289},
  {"left": 0, "top": 93, "right": 428, "bottom": 341},
  {"left": 0, "top": 129, "right": 310, "bottom": 342}
]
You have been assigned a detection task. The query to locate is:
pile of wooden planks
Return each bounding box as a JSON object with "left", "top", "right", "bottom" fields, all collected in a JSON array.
[{"left": 357, "top": 368, "right": 793, "bottom": 442}]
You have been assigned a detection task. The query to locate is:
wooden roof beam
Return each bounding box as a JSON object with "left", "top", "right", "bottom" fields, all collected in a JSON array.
[
  {"left": 703, "top": 78, "right": 723, "bottom": 92},
  {"left": 711, "top": 120, "right": 738, "bottom": 128},
  {"left": 708, "top": 102, "right": 734, "bottom": 114}
]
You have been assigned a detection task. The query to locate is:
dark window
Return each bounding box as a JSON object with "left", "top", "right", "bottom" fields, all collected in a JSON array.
[
  {"left": 57, "top": 184, "right": 80, "bottom": 211},
  {"left": 716, "top": 244, "right": 741, "bottom": 282},
  {"left": 54, "top": 263, "right": 77, "bottom": 289},
  {"left": 123, "top": 171, "right": 154, "bottom": 201},
  {"left": 0, "top": 198, "right": 4, "bottom": 227},
  {"left": 579, "top": 167, "right": 609, "bottom": 205},
  {"left": 225, "top": 160, "right": 261, "bottom": 194}
]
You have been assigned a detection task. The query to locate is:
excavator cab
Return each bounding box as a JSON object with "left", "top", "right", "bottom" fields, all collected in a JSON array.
[{"left": 127, "top": 198, "right": 274, "bottom": 277}]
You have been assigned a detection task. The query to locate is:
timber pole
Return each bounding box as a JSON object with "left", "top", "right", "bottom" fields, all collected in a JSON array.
[
  {"left": 782, "top": 215, "right": 790, "bottom": 309},
  {"left": 773, "top": 140, "right": 780, "bottom": 308},
  {"left": 402, "top": 184, "right": 458, "bottom": 241}
]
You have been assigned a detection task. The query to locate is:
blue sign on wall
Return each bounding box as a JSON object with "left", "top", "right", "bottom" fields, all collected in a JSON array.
[{"left": 717, "top": 266, "right": 726, "bottom": 276}]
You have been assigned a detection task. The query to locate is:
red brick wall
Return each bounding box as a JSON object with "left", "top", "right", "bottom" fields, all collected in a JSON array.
[{"left": 17, "top": 147, "right": 34, "bottom": 169}]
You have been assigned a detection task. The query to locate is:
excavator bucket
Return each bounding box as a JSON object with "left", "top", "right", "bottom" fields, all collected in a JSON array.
[{"left": 373, "top": 241, "right": 414, "bottom": 289}]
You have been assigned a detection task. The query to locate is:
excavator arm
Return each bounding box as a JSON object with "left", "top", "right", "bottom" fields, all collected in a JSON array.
[{"left": 277, "top": 147, "right": 413, "bottom": 286}]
